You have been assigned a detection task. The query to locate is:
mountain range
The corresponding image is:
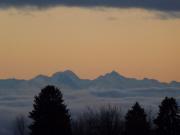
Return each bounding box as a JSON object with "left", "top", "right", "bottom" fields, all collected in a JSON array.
[{"left": 0, "top": 70, "right": 180, "bottom": 90}]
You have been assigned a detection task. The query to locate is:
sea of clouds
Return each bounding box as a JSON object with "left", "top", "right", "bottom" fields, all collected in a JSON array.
[{"left": 0, "top": 86, "right": 180, "bottom": 135}]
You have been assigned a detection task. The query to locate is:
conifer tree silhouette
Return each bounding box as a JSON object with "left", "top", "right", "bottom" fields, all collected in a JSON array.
[
  {"left": 125, "top": 102, "right": 149, "bottom": 135},
  {"left": 154, "top": 97, "right": 180, "bottom": 135},
  {"left": 29, "top": 85, "right": 71, "bottom": 135}
]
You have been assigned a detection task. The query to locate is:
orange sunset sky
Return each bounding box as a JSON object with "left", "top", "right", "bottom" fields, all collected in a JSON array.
[{"left": 0, "top": 7, "right": 180, "bottom": 82}]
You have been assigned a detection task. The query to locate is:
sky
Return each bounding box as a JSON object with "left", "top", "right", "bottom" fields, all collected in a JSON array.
[{"left": 0, "top": 3, "right": 180, "bottom": 82}]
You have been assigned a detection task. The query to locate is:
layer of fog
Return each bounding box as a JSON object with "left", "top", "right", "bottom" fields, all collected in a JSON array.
[{"left": 0, "top": 86, "right": 180, "bottom": 135}]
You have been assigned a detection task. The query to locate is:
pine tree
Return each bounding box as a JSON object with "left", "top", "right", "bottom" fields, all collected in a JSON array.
[
  {"left": 29, "top": 85, "right": 71, "bottom": 135},
  {"left": 125, "top": 102, "right": 150, "bottom": 135},
  {"left": 154, "top": 97, "right": 180, "bottom": 135}
]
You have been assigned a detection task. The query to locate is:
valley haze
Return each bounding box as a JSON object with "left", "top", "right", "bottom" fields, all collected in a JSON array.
[{"left": 0, "top": 70, "right": 180, "bottom": 135}]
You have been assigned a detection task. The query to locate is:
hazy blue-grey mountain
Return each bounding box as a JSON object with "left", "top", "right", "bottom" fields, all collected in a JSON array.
[
  {"left": 0, "top": 70, "right": 179, "bottom": 90},
  {"left": 88, "top": 70, "right": 173, "bottom": 89},
  {"left": 51, "top": 70, "right": 82, "bottom": 89},
  {"left": 29, "top": 75, "right": 51, "bottom": 87},
  {"left": 0, "top": 79, "right": 28, "bottom": 90},
  {"left": 169, "top": 81, "right": 180, "bottom": 87},
  {"left": 29, "top": 70, "right": 91, "bottom": 89}
]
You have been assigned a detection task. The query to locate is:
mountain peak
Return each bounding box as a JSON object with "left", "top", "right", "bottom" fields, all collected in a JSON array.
[
  {"left": 52, "top": 70, "right": 80, "bottom": 80},
  {"left": 32, "top": 74, "right": 49, "bottom": 80},
  {"left": 96, "top": 70, "right": 125, "bottom": 80},
  {"left": 63, "top": 70, "right": 76, "bottom": 75},
  {"left": 34, "top": 74, "right": 48, "bottom": 79},
  {"left": 110, "top": 70, "right": 120, "bottom": 76},
  {"left": 106, "top": 70, "right": 125, "bottom": 78}
]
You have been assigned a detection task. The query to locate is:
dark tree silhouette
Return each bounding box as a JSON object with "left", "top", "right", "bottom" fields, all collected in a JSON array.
[
  {"left": 98, "top": 105, "right": 124, "bottom": 135},
  {"left": 154, "top": 97, "right": 180, "bottom": 135},
  {"left": 72, "top": 105, "right": 124, "bottom": 135},
  {"left": 125, "top": 102, "right": 150, "bottom": 135},
  {"left": 13, "top": 114, "right": 28, "bottom": 135},
  {"left": 29, "top": 85, "right": 71, "bottom": 135}
]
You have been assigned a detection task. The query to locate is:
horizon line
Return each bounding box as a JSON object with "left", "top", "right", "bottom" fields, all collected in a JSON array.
[{"left": 0, "top": 69, "right": 179, "bottom": 84}]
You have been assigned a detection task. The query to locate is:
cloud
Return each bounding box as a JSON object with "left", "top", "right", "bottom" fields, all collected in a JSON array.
[{"left": 0, "top": 0, "right": 180, "bottom": 12}]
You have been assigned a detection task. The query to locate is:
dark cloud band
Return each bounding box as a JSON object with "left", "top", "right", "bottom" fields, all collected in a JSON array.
[{"left": 0, "top": 0, "right": 180, "bottom": 12}]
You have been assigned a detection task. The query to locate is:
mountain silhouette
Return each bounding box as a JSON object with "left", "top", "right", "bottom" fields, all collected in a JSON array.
[{"left": 0, "top": 70, "right": 179, "bottom": 90}]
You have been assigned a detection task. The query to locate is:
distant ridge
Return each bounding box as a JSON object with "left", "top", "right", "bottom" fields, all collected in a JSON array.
[{"left": 0, "top": 70, "right": 179, "bottom": 90}]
